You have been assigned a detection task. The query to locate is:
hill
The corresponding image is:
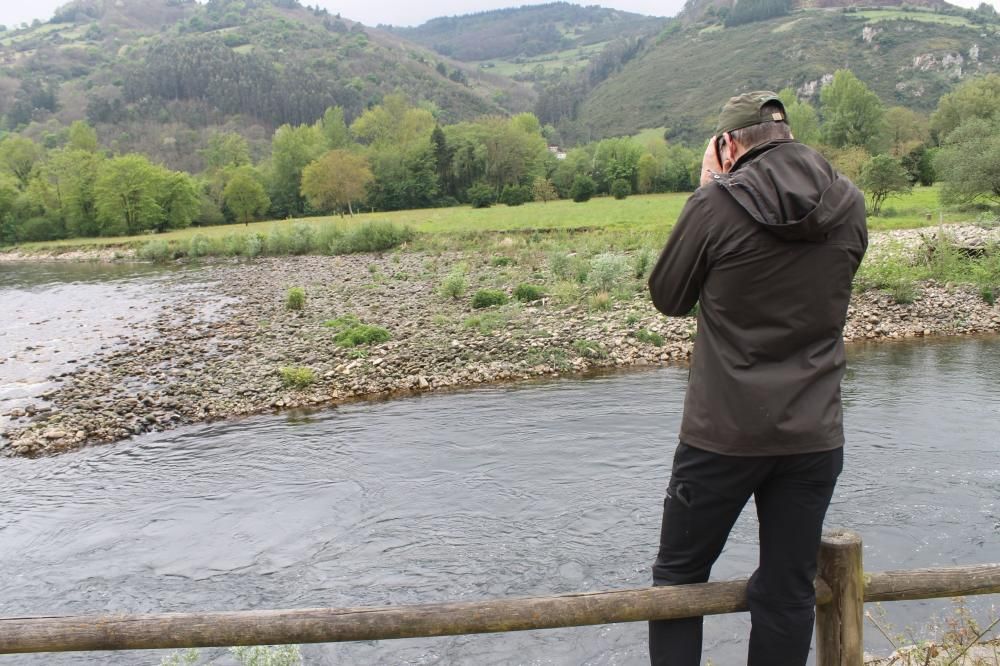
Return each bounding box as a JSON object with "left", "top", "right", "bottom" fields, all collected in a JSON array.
[
  {"left": 566, "top": 6, "right": 1000, "bottom": 142},
  {"left": 387, "top": 2, "right": 665, "bottom": 63},
  {"left": 0, "top": 0, "right": 531, "bottom": 172}
]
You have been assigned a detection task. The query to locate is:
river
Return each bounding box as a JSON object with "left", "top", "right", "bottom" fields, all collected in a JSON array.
[{"left": 0, "top": 264, "right": 998, "bottom": 665}]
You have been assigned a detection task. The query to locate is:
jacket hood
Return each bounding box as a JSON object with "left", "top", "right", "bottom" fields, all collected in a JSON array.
[{"left": 714, "top": 140, "right": 860, "bottom": 242}]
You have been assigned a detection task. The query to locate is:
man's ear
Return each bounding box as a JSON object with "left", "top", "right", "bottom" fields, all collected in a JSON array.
[{"left": 722, "top": 132, "right": 736, "bottom": 172}]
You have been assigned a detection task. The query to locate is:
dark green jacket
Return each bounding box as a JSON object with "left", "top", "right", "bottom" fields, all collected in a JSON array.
[{"left": 649, "top": 139, "right": 868, "bottom": 456}]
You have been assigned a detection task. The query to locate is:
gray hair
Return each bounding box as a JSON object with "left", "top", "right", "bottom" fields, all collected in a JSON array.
[{"left": 729, "top": 101, "right": 792, "bottom": 148}]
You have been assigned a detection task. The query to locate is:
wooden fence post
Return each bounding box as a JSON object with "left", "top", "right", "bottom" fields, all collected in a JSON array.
[{"left": 816, "top": 529, "right": 864, "bottom": 666}]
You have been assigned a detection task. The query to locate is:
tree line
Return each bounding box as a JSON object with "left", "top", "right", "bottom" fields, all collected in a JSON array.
[{"left": 1, "top": 72, "right": 998, "bottom": 244}]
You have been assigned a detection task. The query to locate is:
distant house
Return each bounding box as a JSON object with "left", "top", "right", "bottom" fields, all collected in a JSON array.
[{"left": 547, "top": 145, "right": 567, "bottom": 160}]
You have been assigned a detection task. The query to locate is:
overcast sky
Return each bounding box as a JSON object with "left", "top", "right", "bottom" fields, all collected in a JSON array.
[{"left": 1, "top": 0, "right": 996, "bottom": 29}]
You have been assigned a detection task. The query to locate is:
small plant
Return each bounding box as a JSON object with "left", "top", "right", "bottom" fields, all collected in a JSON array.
[
  {"left": 981, "top": 286, "right": 996, "bottom": 306},
  {"left": 588, "top": 291, "right": 612, "bottom": 311},
  {"left": 333, "top": 324, "right": 391, "bottom": 347},
  {"left": 463, "top": 311, "right": 508, "bottom": 334},
  {"left": 472, "top": 288, "right": 508, "bottom": 309},
  {"left": 611, "top": 178, "right": 631, "bottom": 200},
  {"left": 513, "top": 283, "right": 544, "bottom": 302},
  {"left": 551, "top": 280, "right": 581, "bottom": 304},
  {"left": 285, "top": 287, "right": 305, "bottom": 311},
  {"left": 491, "top": 255, "right": 515, "bottom": 267},
  {"left": 635, "top": 328, "right": 665, "bottom": 346},
  {"left": 587, "top": 252, "right": 630, "bottom": 293},
  {"left": 279, "top": 366, "right": 315, "bottom": 389},
  {"left": 230, "top": 644, "right": 303, "bottom": 666},
  {"left": 549, "top": 252, "right": 571, "bottom": 279},
  {"left": 890, "top": 280, "right": 918, "bottom": 305},
  {"left": 439, "top": 268, "right": 468, "bottom": 299},
  {"left": 633, "top": 247, "right": 655, "bottom": 279},
  {"left": 160, "top": 648, "right": 199, "bottom": 666},
  {"left": 187, "top": 234, "right": 212, "bottom": 258},
  {"left": 625, "top": 312, "right": 641, "bottom": 326},
  {"left": 139, "top": 240, "right": 172, "bottom": 263},
  {"left": 323, "top": 314, "right": 361, "bottom": 329},
  {"left": 573, "top": 339, "right": 608, "bottom": 359}
]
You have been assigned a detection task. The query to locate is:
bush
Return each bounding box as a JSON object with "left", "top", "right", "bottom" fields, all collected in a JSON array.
[
  {"left": 139, "top": 240, "right": 172, "bottom": 263},
  {"left": 333, "top": 324, "right": 391, "bottom": 347},
  {"left": 491, "top": 255, "right": 515, "bottom": 267},
  {"left": 587, "top": 252, "right": 630, "bottom": 293},
  {"left": 570, "top": 174, "right": 596, "bottom": 203},
  {"left": 500, "top": 184, "right": 532, "bottom": 206},
  {"left": 549, "top": 252, "right": 571, "bottom": 279},
  {"left": 187, "top": 234, "right": 212, "bottom": 258},
  {"left": 288, "top": 222, "right": 315, "bottom": 255},
  {"left": 279, "top": 366, "right": 315, "bottom": 389},
  {"left": 633, "top": 247, "right": 654, "bottom": 279},
  {"left": 513, "top": 283, "right": 544, "bottom": 302},
  {"left": 472, "top": 288, "right": 508, "bottom": 308},
  {"left": 573, "top": 339, "right": 608, "bottom": 359},
  {"left": 229, "top": 645, "right": 303, "bottom": 666},
  {"left": 468, "top": 182, "right": 495, "bottom": 209},
  {"left": 245, "top": 233, "right": 264, "bottom": 258},
  {"left": 285, "top": 287, "right": 305, "bottom": 311},
  {"left": 635, "top": 328, "right": 665, "bottom": 346},
  {"left": 330, "top": 220, "right": 414, "bottom": 254},
  {"left": 439, "top": 269, "right": 467, "bottom": 299},
  {"left": 611, "top": 178, "right": 631, "bottom": 200},
  {"left": 588, "top": 291, "right": 612, "bottom": 311}
]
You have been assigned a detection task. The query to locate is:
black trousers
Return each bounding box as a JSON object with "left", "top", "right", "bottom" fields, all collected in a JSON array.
[{"left": 649, "top": 442, "right": 843, "bottom": 666}]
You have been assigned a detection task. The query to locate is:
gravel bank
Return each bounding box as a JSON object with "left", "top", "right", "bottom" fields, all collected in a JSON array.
[{"left": 2, "top": 225, "right": 999, "bottom": 457}]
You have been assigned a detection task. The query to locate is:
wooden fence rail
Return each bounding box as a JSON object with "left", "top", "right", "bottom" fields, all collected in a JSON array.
[{"left": 1, "top": 530, "right": 998, "bottom": 665}]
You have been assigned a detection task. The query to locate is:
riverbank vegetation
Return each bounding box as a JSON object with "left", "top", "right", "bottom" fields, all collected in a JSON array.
[{"left": 1, "top": 74, "right": 998, "bottom": 250}]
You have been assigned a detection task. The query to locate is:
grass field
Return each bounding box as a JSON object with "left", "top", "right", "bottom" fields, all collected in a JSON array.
[
  {"left": 6, "top": 185, "right": 982, "bottom": 256},
  {"left": 855, "top": 9, "right": 975, "bottom": 27}
]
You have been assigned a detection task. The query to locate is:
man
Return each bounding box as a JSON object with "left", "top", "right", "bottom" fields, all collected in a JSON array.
[{"left": 646, "top": 91, "right": 868, "bottom": 665}]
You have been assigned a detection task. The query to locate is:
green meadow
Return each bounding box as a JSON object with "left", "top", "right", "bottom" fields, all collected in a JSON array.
[{"left": 8, "top": 185, "right": 978, "bottom": 257}]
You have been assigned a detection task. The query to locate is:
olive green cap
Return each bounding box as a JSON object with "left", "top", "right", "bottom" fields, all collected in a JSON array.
[{"left": 715, "top": 91, "right": 787, "bottom": 135}]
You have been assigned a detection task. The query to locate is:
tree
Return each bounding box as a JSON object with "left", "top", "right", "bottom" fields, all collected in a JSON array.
[
  {"left": 935, "top": 118, "right": 1000, "bottom": 205},
  {"left": 611, "top": 178, "right": 631, "bottom": 200},
  {"left": 38, "top": 148, "right": 104, "bottom": 237},
  {"left": 637, "top": 153, "right": 658, "bottom": 194},
  {"left": 570, "top": 174, "right": 595, "bottom": 202},
  {"left": 94, "top": 155, "right": 164, "bottom": 236},
  {"left": 777, "top": 88, "right": 820, "bottom": 146},
  {"left": 823, "top": 145, "right": 871, "bottom": 184},
  {"left": 319, "top": 106, "right": 351, "bottom": 150},
  {"left": 66, "top": 121, "right": 99, "bottom": 153},
  {"left": 268, "top": 123, "right": 325, "bottom": 217},
  {"left": 156, "top": 171, "right": 200, "bottom": 232},
  {"left": 300, "top": 149, "right": 374, "bottom": 215},
  {"left": 819, "top": 70, "right": 886, "bottom": 151},
  {"left": 900, "top": 145, "right": 936, "bottom": 186},
  {"left": 592, "top": 137, "right": 643, "bottom": 193},
  {"left": 224, "top": 166, "right": 270, "bottom": 225},
  {"left": 0, "top": 135, "right": 43, "bottom": 189},
  {"left": 930, "top": 74, "right": 1000, "bottom": 141},
  {"left": 350, "top": 94, "right": 435, "bottom": 149},
  {"left": 881, "top": 107, "right": 929, "bottom": 158},
  {"left": 201, "top": 132, "right": 251, "bottom": 172},
  {"left": 467, "top": 182, "right": 494, "bottom": 209},
  {"left": 532, "top": 176, "right": 558, "bottom": 203},
  {"left": 430, "top": 125, "right": 454, "bottom": 196},
  {"left": 858, "top": 155, "right": 911, "bottom": 216}
]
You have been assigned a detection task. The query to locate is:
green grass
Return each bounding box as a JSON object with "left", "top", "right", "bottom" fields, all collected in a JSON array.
[
  {"left": 856, "top": 9, "right": 974, "bottom": 27},
  {"left": 279, "top": 366, "right": 315, "bottom": 389},
  {"left": 5, "top": 185, "right": 983, "bottom": 258}
]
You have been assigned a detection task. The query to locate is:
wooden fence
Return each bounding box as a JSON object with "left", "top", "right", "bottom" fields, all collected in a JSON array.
[{"left": 1, "top": 529, "right": 998, "bottom": 665}]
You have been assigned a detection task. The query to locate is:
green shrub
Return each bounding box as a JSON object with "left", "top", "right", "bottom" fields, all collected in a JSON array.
[
  {"left": 633, "top": 247, "right": 655, "bottom": 279},
  {"left": 611, "top": 178, "right": 631, "bottom": 200},
  {"left": 330, "top": 220, "right": 414, "bottom": 254},
  {"left": 573, "top": 339, "right": 608, "bottom": 359},
  {"left": 187, "top": 234, "right": 212, "bottom": 258},
  {"left": 139, "top": 240, "right": 172, "bottom": 263},
  {"left": 570, "top": 174, "right": 596, "bottom": 203},
  {"left": 514, "top": 283, "right": 544, "bottom": 302},
  {"left": 551, "top": 280, "right": 580, "bottom": 304},
  {"left": 323, "top": 314, "right": 361, "bottom": 329},
  {"left": 333, "top": 324, "right": 391, "bottom": 347},
  {"left": 587, "top": 252, "right": 630, "bottom": 293},
  {"left": 549, "top": 252, "right": 571, "bottom": 279},
  {"left": 500, "top": 184, "right": 532, "bottom": 206},
  {"left": 288, "top": 222, "right": 315, "bottom": 255},
  {"left": 468, "top": 182, "right": 495, "bottom": 209},
  {"left": 981, "top": 285, "right": 996, "bottom": 305},
  {"left": 635, "top": 328, "right": 665, "bottom": 346},
  {"left": 472, "top": 288, "right": 508, "bottom": 309},
  {"left": 439, "top": 269, "right": 467, "bottom": 299},
  {"left": 285, "top": 287, "right": 305, "bottom": 311},
  {"left": 625, "top": 312, "right": 641, "bottom": 326},
  {"left": 463, "top": 311, "right": 508, "bottom": 334},
  {"left": 491, "top": 255, "right": 515, "bottom": 267},
  {"left": 245, "top": 233, "right": 264, "bottom": 258},
  {"left": 230, "top": 644, "right": 303, "bottom": 666},
  {"left": 279, "top": 366, "right": 315, "bottom": 389},
  {"left": 889, "top": 280, "right": 917, "bottom": 304}
]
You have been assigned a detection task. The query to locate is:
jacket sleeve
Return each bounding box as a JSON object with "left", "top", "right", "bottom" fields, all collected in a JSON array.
[{"left": 648, "top": 191, "right": 714, "bottom": 316}]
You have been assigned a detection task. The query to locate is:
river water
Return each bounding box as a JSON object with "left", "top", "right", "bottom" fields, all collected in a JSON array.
[{"left": 0, "top": 265, "right": 998, "bottom": 665}]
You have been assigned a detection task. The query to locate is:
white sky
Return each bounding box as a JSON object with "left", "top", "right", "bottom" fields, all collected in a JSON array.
[{"left": 0, "top": 0, "right": 996, "bottom": 29}]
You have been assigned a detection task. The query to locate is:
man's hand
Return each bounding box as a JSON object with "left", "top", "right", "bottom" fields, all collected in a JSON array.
[{"left": 700, "top": 135, "right": 724, "bottom": 187}]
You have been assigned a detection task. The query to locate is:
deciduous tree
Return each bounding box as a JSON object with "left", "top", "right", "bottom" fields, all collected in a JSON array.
[
  {"left": 820, "top": 70, "right": 886, "bottom": 151},
  {"left": 224, "top": 166, "right": 270, "bottom": 225},
  {"left": 858, "top": 155, "right": 911, "bottom": 216},
  {"left": 301, "top": 149, "right": 374, "bottom": 215}
]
